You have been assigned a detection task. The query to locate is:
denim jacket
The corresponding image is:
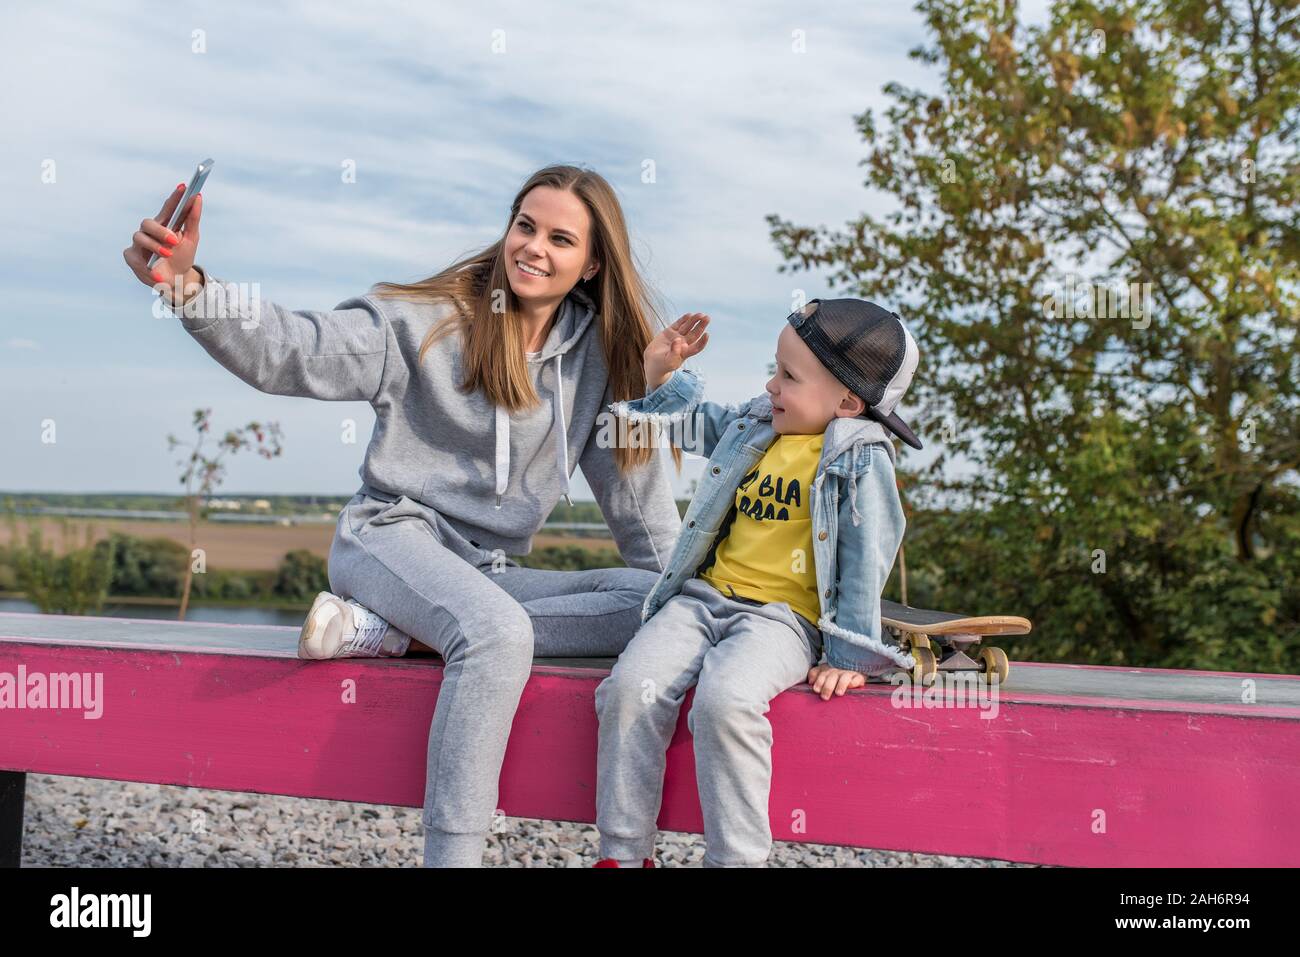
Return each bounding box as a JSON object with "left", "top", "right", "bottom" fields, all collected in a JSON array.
[{"left": 607, "top": 368, "right": 915, "bottom": 674}]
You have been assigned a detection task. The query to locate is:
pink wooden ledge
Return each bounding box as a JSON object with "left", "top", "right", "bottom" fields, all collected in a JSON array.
[{"left": 1, "top": 611, "right": 1298, "bottom": 867}]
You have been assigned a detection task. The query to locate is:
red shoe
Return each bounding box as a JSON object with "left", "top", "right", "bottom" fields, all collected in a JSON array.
[{"left": 593, "top": 857, "right": 655, "bottom": 867}]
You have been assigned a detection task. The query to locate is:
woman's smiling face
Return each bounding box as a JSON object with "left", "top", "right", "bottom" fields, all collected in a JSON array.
[
  {"left": 765, "top": 324, "right": 865, "bottom": 434},
  {"left": 504, "top": 185, "right": 599, "bottom": 302}
]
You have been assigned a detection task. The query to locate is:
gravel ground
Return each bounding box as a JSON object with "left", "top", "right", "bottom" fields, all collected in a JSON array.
[{"left": 19, "top": 774, "right": 1037, "bottom": 868}]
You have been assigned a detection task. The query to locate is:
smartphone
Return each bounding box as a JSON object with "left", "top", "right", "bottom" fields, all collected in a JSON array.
[{"left": 148, "top": 158, "right": 214, "bottom": 268}]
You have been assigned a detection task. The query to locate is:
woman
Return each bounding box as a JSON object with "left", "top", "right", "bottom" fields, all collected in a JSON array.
[{"left": 123, "top": 165, "right": 689, "bottom": 866}]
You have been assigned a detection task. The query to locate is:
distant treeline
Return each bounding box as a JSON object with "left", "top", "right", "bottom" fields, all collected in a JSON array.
[
  {"left": 1, "top": 492, "right": 352, "bottom": 517},
  {"left": 0, "top": 526, "right": 631, "bottom": 613},
  {"left": 0, "top": 492, "right": 687, "bottom": 526}
]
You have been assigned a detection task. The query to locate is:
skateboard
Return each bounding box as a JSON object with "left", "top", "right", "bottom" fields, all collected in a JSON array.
[{"left": 880, "top": 599, "right": 1031, "bottom": 685}]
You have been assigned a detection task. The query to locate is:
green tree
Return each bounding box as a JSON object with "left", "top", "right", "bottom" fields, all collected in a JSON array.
[
  {"left": 93, "top": 532, "right": 188, "bottom": 597},
  {"left": 3, "top": 512, "right": 115, "bottom": 615},
  {"left": 768, "top": 0, "right": 1298, "bottom": 670},
  {"left": 273, "top": 549, "right": 330, "bottom": 601}
]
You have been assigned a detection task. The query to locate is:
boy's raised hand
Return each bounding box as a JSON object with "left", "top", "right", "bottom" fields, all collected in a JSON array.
[
  {"left": 644, "top": 313, "right": 709, "bottom": 391},
  {"left": 807, "top": 663, "right": 866, "bottom": 700}
]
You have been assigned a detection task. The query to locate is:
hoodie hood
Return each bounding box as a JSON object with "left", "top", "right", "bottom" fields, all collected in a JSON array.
[
  {"left": 817, "top": 414, "right": 896, "bottom": 527},
  {"left": 820, "top": 414, "right": 896, "bottom": 468},
  {"left": 494, "top": 284, "right": 598, "bottom": 508}
]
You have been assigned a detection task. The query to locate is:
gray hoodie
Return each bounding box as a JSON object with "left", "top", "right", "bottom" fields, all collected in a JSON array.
[{"left": 162, "top": 268, "right": 682, "bottom": 571}]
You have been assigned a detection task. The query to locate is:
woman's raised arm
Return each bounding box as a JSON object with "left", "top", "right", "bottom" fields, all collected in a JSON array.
[{"left": 125, "top": 187, "right": 390, "bottom": 403}]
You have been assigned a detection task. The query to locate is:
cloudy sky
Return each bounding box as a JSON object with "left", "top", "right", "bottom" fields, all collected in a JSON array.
[{"left": 0, "top": 0, "right": 1051, "bottom": 499}]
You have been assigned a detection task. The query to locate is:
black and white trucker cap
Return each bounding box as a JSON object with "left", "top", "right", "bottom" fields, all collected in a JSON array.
[{"left": 786, "top": 298, "right": 922, "bottom": 449}]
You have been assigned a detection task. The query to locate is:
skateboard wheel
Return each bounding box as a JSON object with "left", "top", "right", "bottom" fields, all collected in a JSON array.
[
  {"left": 904, "top": 632, "right": 932, "bottom": 652},
  {"left": 980, "top": 646, "right": 1009, "bottom": 684},
  {"left": 909, "top": 646, "right": 937, "bottom": 686}
]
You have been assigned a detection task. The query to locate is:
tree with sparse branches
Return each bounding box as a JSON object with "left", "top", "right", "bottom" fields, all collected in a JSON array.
[{"left": 168, "top": 409, "right": 283, "bottom": 619}]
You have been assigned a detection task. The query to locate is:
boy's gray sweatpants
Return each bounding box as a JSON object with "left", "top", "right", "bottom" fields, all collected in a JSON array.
[
  {"left": 328, "top": 489, "right": 662, "bottom": 867},
  {"left": 594, "top": 576, "right": 823, "bottom": 867}
]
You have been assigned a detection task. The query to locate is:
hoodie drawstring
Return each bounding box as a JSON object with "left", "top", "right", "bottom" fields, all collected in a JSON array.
[
  {"left": 494, "top": 404, "right": 510, "bottom": 509},
  {"left": 553, "top": 352, "right": 572, "bottom": 506},
  {"left": 493, "top": 352, "right": 572, "bottom": 509}
]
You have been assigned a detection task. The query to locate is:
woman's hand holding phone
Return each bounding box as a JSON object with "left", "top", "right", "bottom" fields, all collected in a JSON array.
[{"left": 123, "top": 184, "right": 205, "bottom": 308}]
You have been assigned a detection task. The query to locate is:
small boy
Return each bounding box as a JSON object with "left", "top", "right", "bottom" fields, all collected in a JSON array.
[{"left": 593, "top": 298, "right": 922, "bottom": 868}]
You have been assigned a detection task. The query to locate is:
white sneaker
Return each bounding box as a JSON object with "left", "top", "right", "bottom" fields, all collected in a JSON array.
[{"left": 297, "top": 591, "right": 413, "bottom": 660}]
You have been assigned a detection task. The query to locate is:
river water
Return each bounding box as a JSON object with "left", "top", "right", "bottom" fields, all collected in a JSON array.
[{"left": 0, "top": 597, "right": 306, "bottom": 627}]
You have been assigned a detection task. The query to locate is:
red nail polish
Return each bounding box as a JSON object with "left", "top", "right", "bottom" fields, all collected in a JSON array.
[
  {"left": 166, "top": 233, "right": 181, "bottom": 245},
  {"left": 157, "top": 246, "right": 173, "bottom": 258},
  {"left": 151, "top": 270, "right": 164, "bottom": 283},
  {"left": 177, "top": 183, "right": 185, "bottom": 190}
]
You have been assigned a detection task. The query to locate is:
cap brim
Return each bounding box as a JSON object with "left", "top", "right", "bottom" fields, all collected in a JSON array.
[{"left": 866, "top": 406, "right": 923, "bottom": 450}]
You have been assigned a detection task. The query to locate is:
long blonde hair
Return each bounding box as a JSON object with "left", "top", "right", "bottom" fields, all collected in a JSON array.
[{"left": 369, "top": 165, "right": 681, "bottom": 478}]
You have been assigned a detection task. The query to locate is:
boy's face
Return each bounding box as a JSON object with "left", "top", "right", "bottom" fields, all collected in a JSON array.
[{"left": 766, "top": 324, "right": 866, "bottom": 435}]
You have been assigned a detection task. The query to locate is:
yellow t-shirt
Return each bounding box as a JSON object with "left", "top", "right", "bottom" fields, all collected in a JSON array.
[{"left": 699, "top": 432, "right": 823, "bottom": 627}]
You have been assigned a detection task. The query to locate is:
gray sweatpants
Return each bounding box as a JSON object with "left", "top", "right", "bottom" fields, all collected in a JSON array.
[
  {"left": 327, "top": 489, "right": 662, "bottom": 867},
  {"left": 594, "top": 576, "right": 823, "bottom": 867}
]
